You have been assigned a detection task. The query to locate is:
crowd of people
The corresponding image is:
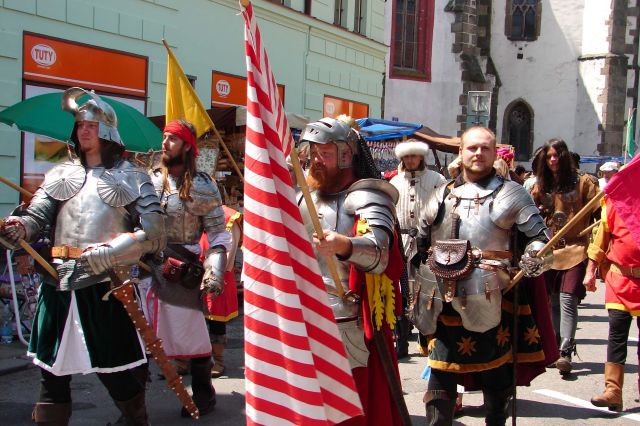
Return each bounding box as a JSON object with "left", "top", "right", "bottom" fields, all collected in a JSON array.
[{"left": 0, "top": 87, "right": 636, "bottom": 426}]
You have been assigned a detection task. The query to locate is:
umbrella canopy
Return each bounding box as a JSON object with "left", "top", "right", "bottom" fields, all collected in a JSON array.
[{"left": 0, "top": 92, "right": 161, "bottom": 152}]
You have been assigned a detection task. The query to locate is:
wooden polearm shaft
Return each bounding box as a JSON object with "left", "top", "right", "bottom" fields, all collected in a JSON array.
[
  {"left": 0, "top": 176, "right": 32, "bottom": 199},
  {"left": 289, "top": 146, "right": 347, "bottom": 299},
  {"left": 0, "top": 218, "right": 59, "bottom": 280},
  {"left": 504, "top": 191, "right": 604, "bottom": 293},
  {"left": 577, "top": 219, "right": 601, "bottom": 238}
]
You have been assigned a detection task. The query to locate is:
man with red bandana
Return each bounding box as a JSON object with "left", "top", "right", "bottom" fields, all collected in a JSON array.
[
  {"left": 143, "top": 120, "right": 230, "bottom": 417},
  {"left": 584, "top": 197, "right": 640, "bottom": 411}
]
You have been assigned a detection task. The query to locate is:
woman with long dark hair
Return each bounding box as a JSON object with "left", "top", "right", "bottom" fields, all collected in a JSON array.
[{"left": 530, "top": 138, "right": 600, "bottom": 375}]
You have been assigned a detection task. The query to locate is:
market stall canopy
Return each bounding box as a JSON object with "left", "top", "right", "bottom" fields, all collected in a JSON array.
[
  {"left": 0, "top": 92, "right": 162, "bottom": 152},
  {"left": 356, "top": 118, "right": 423, "bottom": 141},
  {"left": 579, "top": 155, "right": 625, "bottom": 164},
  {"left": 413, "top": 128, "right": 461, "bottom": 154}
]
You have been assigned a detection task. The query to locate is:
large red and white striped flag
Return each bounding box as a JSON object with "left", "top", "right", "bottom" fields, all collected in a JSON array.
[{"left": 240, "top": 2, "right": 364, "bottom": 425}]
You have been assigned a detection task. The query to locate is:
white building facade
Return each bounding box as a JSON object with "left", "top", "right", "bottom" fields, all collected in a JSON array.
[{"left": 384, "top": 0, "right": 639, "bottom": 166}]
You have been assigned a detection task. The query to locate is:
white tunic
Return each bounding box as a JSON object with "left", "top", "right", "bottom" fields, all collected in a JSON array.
[{"left": 390, "top": 165, "right": 445, "bottom": 262}]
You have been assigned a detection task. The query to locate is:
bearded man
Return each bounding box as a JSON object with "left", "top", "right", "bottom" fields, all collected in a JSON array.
[
  {"left": 298, "top": 117, "right": 404, "bottom": 426},
  {"left": 0, "top": 87, "right": 165, "bottom": 426},
  {"left": 414, "top": 127, "right": 553, "bottom": 426},
  {"left": 144, "top": 120, "right": 230, "bottom": 417}
]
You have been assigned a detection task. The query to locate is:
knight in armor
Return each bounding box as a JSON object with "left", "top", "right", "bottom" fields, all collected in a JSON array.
[
  {"left": 529, "top": 139, "right": 600, "bottom": 375},
  {"left": 143, "top": 120, "right": 230, "bottom": 417},
  {"left": 414, "top": 127, "right": 553, "bottom": 426},
  {"left": 298, "top": 117, "right": 404, "bottom": 426},
  {"left": 390, "top": 140, "right": 445, "bottom": 358},
  {"left": 0, "top": 87, "right": 165, "bottom": 426}
]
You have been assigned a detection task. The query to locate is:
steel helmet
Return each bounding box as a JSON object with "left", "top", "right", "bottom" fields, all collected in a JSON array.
[
  {"left": 300, "top": 117, "right": 359, "bottom": 169},
  {"left": 62, "top": 86, "right": 122, "bottom": 146}
]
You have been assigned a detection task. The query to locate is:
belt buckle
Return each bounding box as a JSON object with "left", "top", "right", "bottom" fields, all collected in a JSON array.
[
  {"left": 58, "top": 245, "right": 70, "bottom": 258},
  {"left": 633, "top": 266, "right": 640, "bottom": 277}
]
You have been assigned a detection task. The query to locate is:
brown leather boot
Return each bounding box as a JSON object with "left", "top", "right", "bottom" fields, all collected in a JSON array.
[
  {"left": 591, "top": 362, "right": 624, "bottom": 411},
  {"left": 211, "top": 336, "right": 226, "bottom": 378},
  {"left": 181, "top": 357, "right": 216, "bottom": 418},
  {"left": 32, "top": 402, "right": 71, "bottom": 426},
  {"left": 114, "top": 391, "right": 149, "bottom": 426}
]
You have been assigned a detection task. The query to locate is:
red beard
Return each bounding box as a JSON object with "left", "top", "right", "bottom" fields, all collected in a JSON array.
[{"left": 307, "top": 163, "right": 343, "bottom": 192}]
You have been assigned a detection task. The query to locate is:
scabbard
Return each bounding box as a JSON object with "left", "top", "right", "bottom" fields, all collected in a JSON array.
[
  {"left": 372, "top": 328, "right": 412, "bottom": 426},
  {"left": 108, "top": 278, "right": 200, "bottom": 420}
]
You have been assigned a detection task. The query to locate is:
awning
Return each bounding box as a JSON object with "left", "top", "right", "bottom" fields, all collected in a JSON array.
[
  {"left": 413, "top": 129, "right": 461, "bottom": 154},
  {"left": 579, "top": 155, "right": 625, "bottom": 164},
  {"left": 356, "top": 118, "right": 423, "bottom": 141}
]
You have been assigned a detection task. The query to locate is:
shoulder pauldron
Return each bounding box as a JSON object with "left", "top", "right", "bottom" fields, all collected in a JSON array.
[{"left": 42, "top": 160, "right": 86, "bottom": 201}]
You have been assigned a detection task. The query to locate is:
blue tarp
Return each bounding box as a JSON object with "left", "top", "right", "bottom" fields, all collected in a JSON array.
[
  {"left": 356, "top": 118, "right": 423, "bottom": 141},
  {"left": 579, "top": 155, "right": 625, "bottom": 164}
]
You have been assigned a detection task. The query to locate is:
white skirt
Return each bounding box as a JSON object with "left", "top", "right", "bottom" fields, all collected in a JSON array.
[{"left": 140, "top": 277, "right": 212, "bottom": 358}]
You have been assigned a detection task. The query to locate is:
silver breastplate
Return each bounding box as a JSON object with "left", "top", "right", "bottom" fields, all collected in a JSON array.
[
  {"left": 160, "top": 183, "right": 202, "bottom": 245},
  {"left": 299, "top": 190, "right": 361, "bottom": 319},
  {"left": 435, "top": 179, "right": 511, "bottom": 251},
  {"left": 54, "top": 169, "right": 131, "bottom": 248},
  {"left": 300, "top": 190, "right": 354, "bottom": 291}
]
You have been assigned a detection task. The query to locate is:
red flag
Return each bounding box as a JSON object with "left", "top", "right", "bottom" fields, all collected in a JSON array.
[
  {"left": 241, "top": 3, "right": 364, "bottom": 425},
  {"left": 605, "top": 154, "right": 640, "bottom": 248}
]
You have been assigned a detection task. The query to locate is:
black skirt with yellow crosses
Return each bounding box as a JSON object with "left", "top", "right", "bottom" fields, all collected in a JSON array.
[{"left": 427, "top": 282, "right": 546, "bottom": 374}]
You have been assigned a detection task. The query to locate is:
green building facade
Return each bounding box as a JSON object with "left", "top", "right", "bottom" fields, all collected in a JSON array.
[{"left": 0, "top": 0, "right": 386, "bottom": 214}]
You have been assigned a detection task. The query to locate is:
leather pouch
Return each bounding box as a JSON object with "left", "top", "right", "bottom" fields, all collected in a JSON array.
[
  {"left": 162, "top": 257, "right": 187, "bottom": 283},
  {"left": 427, "top": 239, "right": 474, "bottom": 281}
]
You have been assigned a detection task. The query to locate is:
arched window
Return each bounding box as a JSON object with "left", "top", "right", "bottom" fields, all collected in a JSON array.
[
  {"left": 503, "top": 100, "right": 534, "bottom": 161},
  {"left": 505, "top": 0, "right": 541, "bottom": 41}
]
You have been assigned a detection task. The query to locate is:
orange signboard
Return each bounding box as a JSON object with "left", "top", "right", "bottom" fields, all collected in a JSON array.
[
  {"left": 23, "top": 33, "right": 147, "bottom": 97},
  {"left": 212, "top": 71, "right": 284, "bottom": 107},
  {"left": 323, "top": 95, "right": 369, "bottom": 119}
]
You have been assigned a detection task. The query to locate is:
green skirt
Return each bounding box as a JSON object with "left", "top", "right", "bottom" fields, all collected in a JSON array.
[{"left": 28, "top": 282, "right": 146, "bottom": 375}]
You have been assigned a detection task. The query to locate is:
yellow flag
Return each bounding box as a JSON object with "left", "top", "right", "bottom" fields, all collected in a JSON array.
[{"left": 164, "top": 40, "right": 213, "bottom": 138}]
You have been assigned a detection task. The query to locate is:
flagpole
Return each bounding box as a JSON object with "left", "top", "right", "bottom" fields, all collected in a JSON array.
[
  {"left": 289, "top": 146, "right": 348, "bottom": 299},
  {"left": 0, "top": 175, "right": 33, "bottom": 199},
  {"left": 162, "top": 39, "right": 244, "bottom": 182}
]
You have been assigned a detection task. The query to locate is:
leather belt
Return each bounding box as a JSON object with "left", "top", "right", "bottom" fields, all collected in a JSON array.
[
  {"left": 51, "top": 245, "right": 83, "bottom": 259},
  {"left": 336, "top": 316, "right": 359, "bottom": 323},
  {"left": 609, "top": 262, "right": 640, "bottom": 278},
  {"left": 474, "top": 249, "right": 512, "bottom": 261},
  {"left": 400, "top": 228, "right": 418, "bottom": 237}
]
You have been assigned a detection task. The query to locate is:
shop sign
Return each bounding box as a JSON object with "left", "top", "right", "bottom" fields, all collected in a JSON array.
[
  {"left": 323, "top": 95, "right": 369, "bottom": 119},
  {"left": 23, "top": 32, "right": 147, "bottom": 97},
  {"left": 212, "top": 70, "right": 284, "bottom": 107}
]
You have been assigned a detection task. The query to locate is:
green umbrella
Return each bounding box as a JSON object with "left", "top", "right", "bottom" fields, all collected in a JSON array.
[{"left": 0, "top": 92, "right": 162, "bottom": 152}]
